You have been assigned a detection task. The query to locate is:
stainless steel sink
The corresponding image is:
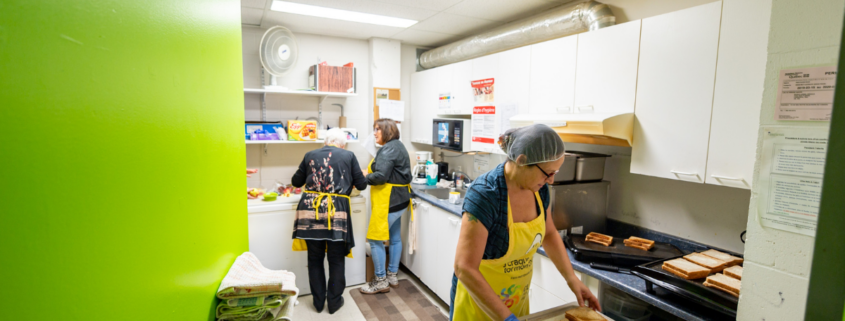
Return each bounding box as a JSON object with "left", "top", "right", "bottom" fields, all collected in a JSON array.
[{"left": 423, "top": 188, "right": 466, "bottom": 200}]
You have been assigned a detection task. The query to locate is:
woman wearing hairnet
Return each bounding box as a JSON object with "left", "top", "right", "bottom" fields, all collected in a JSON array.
[{"left": 450, "top": 124, "right": 600, "bottom": 321}]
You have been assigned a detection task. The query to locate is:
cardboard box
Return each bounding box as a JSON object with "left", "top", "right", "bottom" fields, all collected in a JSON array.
[
  {"left": 245, "top": 122, "right": 284, "bottom": 140},
  {"left": 287, "top": 120, "right": 317, "bottom": 141},
  {"left": 309, "top": 64, "right": 356, "bottom": 93},
  {"left": 365, "top": 244, "right": 390, "bottom": 283}
]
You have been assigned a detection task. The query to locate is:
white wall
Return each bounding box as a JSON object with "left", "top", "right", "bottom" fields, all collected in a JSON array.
[
  {"left": 242, "top": 27, "right": 372, "bottom": 188},
  {"left": 400, "top": 43, "right": 435, "bottom": 159},
  {"left": 737, "top": 0, "right": 844, "bottom": 319}
]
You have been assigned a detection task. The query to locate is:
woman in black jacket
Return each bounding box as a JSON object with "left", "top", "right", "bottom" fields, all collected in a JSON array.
[
  {"left": 291, "top": 129, "right": 367, "bottom": 314},
  {"left": 359, "top": 119, "right": 412, "bottom": 294}
]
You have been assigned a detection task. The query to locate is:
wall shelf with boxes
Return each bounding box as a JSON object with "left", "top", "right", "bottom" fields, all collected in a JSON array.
[
  {"left": 243, "top": 88, "right": 357, "bottom": 98},
  {"left": 245, "top": 140, "right": 360, "bottom": 145}
]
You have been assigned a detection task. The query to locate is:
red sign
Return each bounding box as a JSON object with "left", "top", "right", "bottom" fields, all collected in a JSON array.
[
  {"left": 473, "top": 106, "right": 495, "bottom": 114},
  {"left": 471, "top": 78, "right": 495, "bottom": 88},
  {"left": 472, "top": 137, "right": 494, "bottom": 143}
]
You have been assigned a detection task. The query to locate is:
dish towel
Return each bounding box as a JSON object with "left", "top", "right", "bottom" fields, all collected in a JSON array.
[
  {"left": 216, "top": 252, "right": 299, "bottom": 300},
  {"left": 216, "top": 295, "right": 287, "bottom": 320},
  {"left": 408, "top": 201, "right": 424, "bottom": 255}
]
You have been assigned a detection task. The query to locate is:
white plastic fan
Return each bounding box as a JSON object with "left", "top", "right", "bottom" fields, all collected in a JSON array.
[{"left": 259, "top": 26, "right": 299, "bottom": 88}]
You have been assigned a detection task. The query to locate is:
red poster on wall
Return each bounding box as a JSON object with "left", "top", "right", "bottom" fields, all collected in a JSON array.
[
  {"left": 471, "top": 106, "right": 496, "bottom": 144},
  {"left": 471, "top": 78, "right": 494, "bottom": 103}
]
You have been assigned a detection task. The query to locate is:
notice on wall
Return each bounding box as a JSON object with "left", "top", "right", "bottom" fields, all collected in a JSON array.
[
  {"left": 472, "top": 78, "right": 495, "bottom": 103},
  {"left": 439, "top": 93, "right": 451, "bottom": 110},
  {"left": 775, "top": 66, "right": 837, "bottom": 121},
  {"left": 498, "top": 103, "right": 519, "bottom": 134},
  {"left": 472, "top": 106, "right": 497, "bottom": 144},
  {"left": 473, "top": 153, "right": 492, "bottom": 175},
  {"left": 375, "top": 89, "right": 389, "bottom": 106},
  {"left": 378, "top": 99, "right": 404, "bottom": 122},
  {"left": 757, "top": 127, "right": 829, "bottom": 236}
]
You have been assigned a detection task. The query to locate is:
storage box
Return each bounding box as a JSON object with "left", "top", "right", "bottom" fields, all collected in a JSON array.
[
  {"left": 309, "top": 64, "right": 356, "bottom": 93},
  {"left": 245, "top": 122, "right": 285, "bottom": 140},
  {"left": 287, "top": 120, "right": 318, "bottom": 141}
]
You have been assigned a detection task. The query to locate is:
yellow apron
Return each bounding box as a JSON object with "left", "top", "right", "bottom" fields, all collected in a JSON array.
[
  {"left": 366, "top": 159, "right": 414, "bottom": 241},
  {"left": 291, "top": 190, "right": 353, "bottom": 258},
  {"left": 452, "top": 192, "right": 546, "bottom": 320}
]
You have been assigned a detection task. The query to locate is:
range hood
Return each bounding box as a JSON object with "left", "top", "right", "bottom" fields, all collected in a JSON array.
[{"left": 510, "top": 113, "right": 634, "bottom": 147}]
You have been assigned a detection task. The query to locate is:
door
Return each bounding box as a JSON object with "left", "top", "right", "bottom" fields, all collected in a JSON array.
[
  {"left": 704, "top": 0, "right": 771, "bottom": 189},
  {"left": 410, "top": 70, "right": 436, "bottom": 144},
  {"left": 433, "top": 209, "right": 462, "bottom": 304},
  {"left": 574, "top": 20, "right": 641, "bottom": 115},
  {"left": 450, "top": 60, "right": 474, "bottom": 115},
  {"left": 631, "top": 2, "right": 722, "bottom": 182},
  {"left": 529, "top": 35, "right": 577, "bottom": 114}
]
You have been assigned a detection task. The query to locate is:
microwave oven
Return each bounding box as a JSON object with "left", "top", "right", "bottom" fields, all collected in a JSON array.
[{"left": 432, "top": 118, "right": 472, "bottom": 152}]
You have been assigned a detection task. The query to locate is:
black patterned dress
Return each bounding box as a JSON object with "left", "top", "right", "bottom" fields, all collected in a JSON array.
[{"left": 291, "top": 146, "right": 368, "bottom": 254}]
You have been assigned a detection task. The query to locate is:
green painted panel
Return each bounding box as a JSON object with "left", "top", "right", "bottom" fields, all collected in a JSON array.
[{"left": 0, "top": 1, "right": 247, "bottom": 320}]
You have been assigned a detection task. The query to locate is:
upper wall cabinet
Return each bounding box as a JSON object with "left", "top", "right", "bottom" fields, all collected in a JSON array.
[
  {"left": 631, "top": 2, "right": 722, "bottom": 182},
  {"left": 704, "top": 0, "right": 771, "bottom": 189},
  {"left": 438, "top": 60, "right": 473, "bottom": 115},
  {"left": 574, "top": 20, "right": 642, "bottom": 115},
  {"left": 529, "top": 35, "right": 577, "bottom": 114},
  {"left": 497, "top": 46, "right": 532, "bottom": 115},
  {"left": 410, "top": 69, "right": 438, "bottom": 144}
]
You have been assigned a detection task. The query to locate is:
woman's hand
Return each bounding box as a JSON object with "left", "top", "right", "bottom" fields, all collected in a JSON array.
[{"left": 567, "top": 278, "right": 601, "bottom": 312}]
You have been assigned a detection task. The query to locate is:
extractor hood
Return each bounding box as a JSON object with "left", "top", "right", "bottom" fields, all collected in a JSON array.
[{"left": 510, "top": 113, "right": 633, "bottom": 147}]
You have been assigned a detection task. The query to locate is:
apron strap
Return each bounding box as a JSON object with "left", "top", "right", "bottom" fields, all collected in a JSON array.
[{"left": 303, "top": 190, "right": 351, "bottom": 230}]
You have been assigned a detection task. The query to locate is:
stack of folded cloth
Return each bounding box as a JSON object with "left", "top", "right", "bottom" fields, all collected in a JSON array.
[{"left": 216, "top": 252, "right": 299, "bottom": 321}]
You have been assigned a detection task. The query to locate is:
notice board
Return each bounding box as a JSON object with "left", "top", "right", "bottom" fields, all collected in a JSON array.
[{"left": 373, "top": 87, "right": 401, "bottom": 121}]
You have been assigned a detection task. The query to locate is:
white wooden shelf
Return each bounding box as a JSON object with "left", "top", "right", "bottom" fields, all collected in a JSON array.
[
  {"left": 243, "top": 88, "right": 357, "bottom": 98},
  {"left": 246, "top": 140, "right": 360, "bottom": 145}
]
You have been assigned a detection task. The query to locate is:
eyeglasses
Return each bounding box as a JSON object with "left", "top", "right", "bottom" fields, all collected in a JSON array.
[{"left": 533, "top": 164, "right": 559, "bottom": 180}]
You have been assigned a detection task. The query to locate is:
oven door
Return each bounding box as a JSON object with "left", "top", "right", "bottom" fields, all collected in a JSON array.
[{"left": 432, "top": 119, "right": 464, "bottom": 152}]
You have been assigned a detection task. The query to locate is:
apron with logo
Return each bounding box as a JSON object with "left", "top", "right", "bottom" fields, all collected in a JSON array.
[
  {"left": 367, "top": 158, "right": 413, "bottom": 241},
  {"left": 452, "top": 192, "right": 546, "bottom": 320}
]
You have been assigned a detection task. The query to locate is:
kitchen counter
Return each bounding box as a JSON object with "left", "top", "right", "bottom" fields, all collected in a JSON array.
[
  {"left": 411, "top": 184, "right": 729, "bottom": 321},
  {"left": 247, "top": 194, "right": 366, "bottom": 213}
]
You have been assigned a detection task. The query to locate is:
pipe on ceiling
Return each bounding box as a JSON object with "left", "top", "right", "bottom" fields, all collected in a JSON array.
[{"left": 418, "top": 1, "right": 615, "bottom": 69}]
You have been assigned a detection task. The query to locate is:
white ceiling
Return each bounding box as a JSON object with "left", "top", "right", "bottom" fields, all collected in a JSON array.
[{"left": 241, "top": 0, "right": 578, "bottom": 47}]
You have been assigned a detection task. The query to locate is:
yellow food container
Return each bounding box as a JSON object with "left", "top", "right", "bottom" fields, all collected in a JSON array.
[{"left": 287, "top": 120, "right": 318, "bottom": 141}]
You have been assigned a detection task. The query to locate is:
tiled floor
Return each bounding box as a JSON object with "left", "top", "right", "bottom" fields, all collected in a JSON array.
[{"left": 293, "top": 267, "right": 450, "bottom": 321}]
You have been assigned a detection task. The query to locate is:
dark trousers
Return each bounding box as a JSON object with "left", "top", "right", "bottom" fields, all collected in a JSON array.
[{"left": 305, "top": 240, "right": 347, "bottom": 310}]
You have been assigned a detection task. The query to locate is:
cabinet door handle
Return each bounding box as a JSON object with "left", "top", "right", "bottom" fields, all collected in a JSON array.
[
  {"left": 670, "top": 171, "right": 701, "bottom": 182},
  {"left": 576, "top": 105, "right": 594, "bottom": 113},
  {"left": 353, "top": 210, "right": 362, "bottom": 213},
  {"left": 449, "top": 217, "right": 460, "bottom": 225},
  {"left": 711, "top": 175, "right": 747, "bottom": 185}
]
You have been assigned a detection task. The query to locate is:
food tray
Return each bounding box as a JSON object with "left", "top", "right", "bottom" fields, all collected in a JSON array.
[
  {"left": 519, "top": 302, "right": 614, "bottom": 321},
  {"left": 564, "top": 235, "right": 684, "bottom": 267},
  {"left": 630, "top": 250, "right": 744, "bottom": 318}
]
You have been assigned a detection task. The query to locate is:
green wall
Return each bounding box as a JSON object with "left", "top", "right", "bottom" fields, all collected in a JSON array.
[{"left": 0, "top": 1, "right": 247, "bottom": 320}]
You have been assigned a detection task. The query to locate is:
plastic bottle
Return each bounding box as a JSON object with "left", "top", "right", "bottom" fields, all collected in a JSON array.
[{"left": 426, "top": 160, "right": 438, "bottom": 186}]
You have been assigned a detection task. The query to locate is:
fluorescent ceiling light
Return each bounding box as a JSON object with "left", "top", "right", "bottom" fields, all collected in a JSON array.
[{"left": 271, "top": 1, "right": 418, "bottom": 28}]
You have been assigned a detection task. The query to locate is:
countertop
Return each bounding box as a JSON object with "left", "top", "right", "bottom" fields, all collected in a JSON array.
[{"left": 411, "top": 184, "right": 729, "bottom": 321}]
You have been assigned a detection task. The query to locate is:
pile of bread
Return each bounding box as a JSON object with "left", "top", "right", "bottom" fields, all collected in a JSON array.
[{"left": 662, "top": 249, "right": 743, "bottom": 297}]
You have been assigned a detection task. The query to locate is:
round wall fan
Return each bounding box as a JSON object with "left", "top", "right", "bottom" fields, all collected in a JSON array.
[{"left": 259, "top": 26, "right": 299, "bottom": 87}]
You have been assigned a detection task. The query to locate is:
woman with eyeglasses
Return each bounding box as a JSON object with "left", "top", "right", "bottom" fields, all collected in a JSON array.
[{"left": 450, "top": 124, "right": 600, "bottom": 321}]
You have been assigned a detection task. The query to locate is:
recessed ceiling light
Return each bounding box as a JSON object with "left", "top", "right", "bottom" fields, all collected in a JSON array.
[{"left": 270, "top": 1, "right": 418, "bottom": 28}]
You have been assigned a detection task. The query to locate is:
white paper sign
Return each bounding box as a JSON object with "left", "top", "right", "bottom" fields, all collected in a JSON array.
[
  {"left": 473, "top": 153, "right": 491, "bottom": 175},
  {"left": 439, "top": 93, "right": 451, "bottom": 110},
  {"left": 757, "top": 127, "right": 829, "bottom": 236},
  {"left": 498, "top": 103, "right": 519, "bottom": 133},
  {"left": 378, "top": 99, "right": 405, "bottom": 122},
  {"left": 775, "top": 66, "right": 837, "bottom": 121}
]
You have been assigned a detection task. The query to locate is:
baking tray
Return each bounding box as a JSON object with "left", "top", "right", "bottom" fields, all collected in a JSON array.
[
  {"left": 564, "top": 235, "right": 683, "bottom": 267},
  {"left": 630, "top": 251, "right": 744, "bottom": 318},
  {"left": 518, "top": 302, "right": 613, "bottom": 321}
]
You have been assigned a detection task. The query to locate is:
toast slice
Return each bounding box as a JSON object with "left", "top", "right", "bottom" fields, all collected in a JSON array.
[
  {"left": 585, "top": 232, "right": 613, "bottom": 246},
  {"left": 684, "top": 252, "right": 727, "bottom": 273},
  {"left": 662, "top": 258, "right": 710, "bottom": 280},
  {"left": 703, "top": 273, "right": 741, "bottom": 297},
  {"left": 623, "top": 237, "right": 655, "bottom": 251},
  {"left": 564, "top": 306, "right": 606, "bottom": 321},
  {"left": 724, "top": 265, "right": 743, "bottom": 280},
  {"left": 701, "top": 249, "right": 744, "bottom": 266}
]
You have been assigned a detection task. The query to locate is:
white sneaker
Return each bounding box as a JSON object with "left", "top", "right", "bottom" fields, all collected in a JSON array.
[
  {"left": 386, "top": 271, "right": 399, "bottom": 287},
  {"left": 359, "top": 276, "right": 390, "bottom": 294}
]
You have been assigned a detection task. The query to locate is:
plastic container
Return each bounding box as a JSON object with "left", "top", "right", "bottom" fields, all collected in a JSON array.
[{"left": 601, "top": 286, "right": 650, "bottom": 319}]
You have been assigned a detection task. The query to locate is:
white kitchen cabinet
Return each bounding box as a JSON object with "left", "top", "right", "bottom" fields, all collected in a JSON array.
[
  {"left": 574, "top": 20, "right": 641, "bottom": 115},
  {"left": 410, "top": 69, "right": 438, "bottom": 144},
  {"left": 247, "top": 198, "right": 368, "bottom": 295},
  {"left": 496, "top": 46, "right": 532, "bottom": 115},
  {"left": 529, "top": 35, "right": 577, "bottom": 115},
  {"left": 704, "top": 0, "right": 771, "bottom": 189},
  {"left": 472, "top": 53, "right": 499, "bottom": 85},
  {"left": 432, "top": 208, "right": 462, "bottom": 304},
  {"left": 402, "top": 199, "right": 431, "bottom": 282},
  {"left": 532, "top": 254, "right": 579, "bottom": 304},
  {"left": 447, "top": 60, "right": 474, "bottom": 115},
  {"left": 631, "top": 2, "right": 722, "bottom": 182},
  {"left": 529, "top": 283, "right": 566, "bottom": 314}
]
